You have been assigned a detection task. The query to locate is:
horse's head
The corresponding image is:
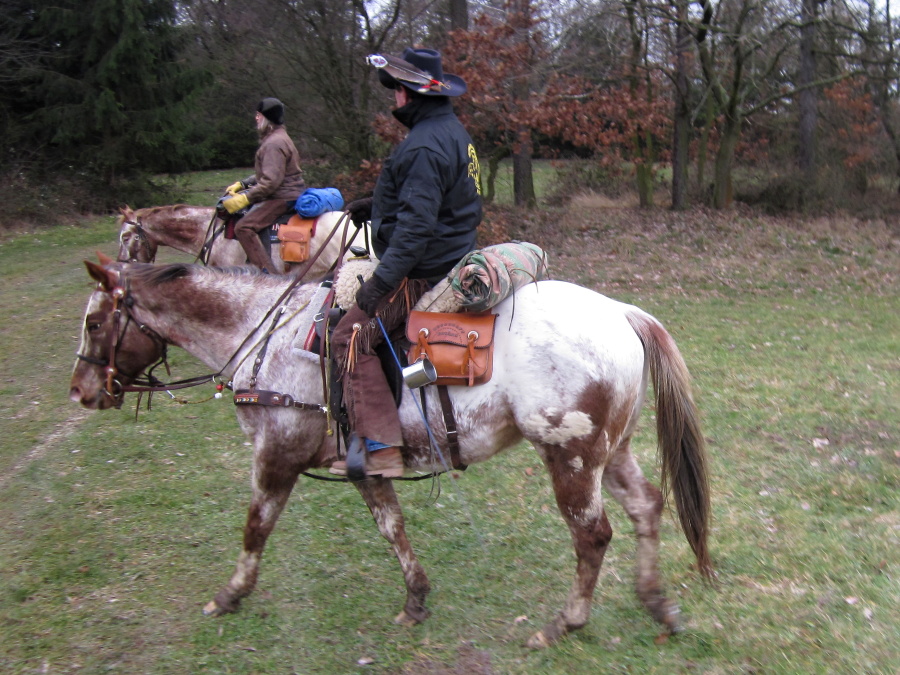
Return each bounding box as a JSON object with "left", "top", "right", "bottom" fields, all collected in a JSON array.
[
  {"left": 69, "top": 257, "right": 166, "bottom": 409},
  {"left": 116, "top": 206, "right": 158, "bottom": 263}
]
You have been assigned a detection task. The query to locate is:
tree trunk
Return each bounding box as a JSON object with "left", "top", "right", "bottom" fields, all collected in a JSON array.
[
  {"left": 712, "top": 115, "right": 740, "bottom": 209},
  {"left": 448, "top": 0, "right": 469, "bottom": 31},
  {"left": 635, "top": 134, "right": 655, "bottom": 208},
  {"left": 509, "top": 0, "right": 536, "bottom": 207},
  {"left": 625, "top": 0, "right": 653, "bottom": 208},
  {"left": 798, "top": 0, "right": 819, "bottom": 193},
  {"left": 696, "top": 95, "right": 714, "bottom": 195},
  {"left": 671, "top": 0, "right": 691, "bottom": 210},
  {"left": 485, "top": 145, "right": 511, "bottom": 205},
  {"left": 513, "top": 128, "right": 536, "bottom": 207}
]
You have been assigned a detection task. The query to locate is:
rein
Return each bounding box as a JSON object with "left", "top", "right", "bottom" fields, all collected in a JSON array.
[
  {"left": 197, "top": 209, "right": 222, "bottom": 265},
  {"left": 86, "top": 211, "right": 356, "bottom": 407}
]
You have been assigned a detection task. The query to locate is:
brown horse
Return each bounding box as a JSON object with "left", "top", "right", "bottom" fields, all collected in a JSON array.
[
  {"left": 69, "top": 260, "right": 712, "bottom": 648},
  {"left": 116, "top": 204, "right": 369, "bottom": 275}
]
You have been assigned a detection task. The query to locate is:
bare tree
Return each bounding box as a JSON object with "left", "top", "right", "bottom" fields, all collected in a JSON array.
[
  {"left": 670, "top": 0, "right": 693, "bottom": 210},
  {"left": 797, "top": 0, "right": 822, "bottom": 187},
  {"left": 186, "top": 0, "right": 402, "bottom": 166},
  {"left": 859, "top": 0, "right": 900, "bottom": 191},
  {"left": 510, "top": 0, "right": 538, "bottom": 207}
]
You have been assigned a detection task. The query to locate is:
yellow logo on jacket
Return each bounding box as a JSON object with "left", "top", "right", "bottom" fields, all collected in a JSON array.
[{"left": 467, "top": 144, "right": 482, "bottom": 195}]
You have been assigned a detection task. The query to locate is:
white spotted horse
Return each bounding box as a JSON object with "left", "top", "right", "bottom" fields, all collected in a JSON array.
[{"left": 69, "top": 259, "right": 712, "bottom": 648}]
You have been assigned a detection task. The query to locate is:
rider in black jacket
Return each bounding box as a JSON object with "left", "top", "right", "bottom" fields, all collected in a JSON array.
[
  {"left": 330, "top": 48, "right": 482, "bottom": 479},
  {"left": 368, "top": 94, "right": 482, "bottom": 289}
]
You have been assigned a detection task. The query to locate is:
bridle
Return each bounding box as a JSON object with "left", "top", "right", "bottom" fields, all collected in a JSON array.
[
  {"left": 120, "top": 218, "right": 155, "bottom": 263},
  {"left": 76, "top": 283, "right": 167, "bottom": 406},
  {"left": 76, "top": 280, "right": 216, "bottom": 408}
]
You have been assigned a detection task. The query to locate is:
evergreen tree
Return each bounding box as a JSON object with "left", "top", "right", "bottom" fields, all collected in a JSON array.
[{"left": 2, "top": 0, "right": 210, "bottom": 188}]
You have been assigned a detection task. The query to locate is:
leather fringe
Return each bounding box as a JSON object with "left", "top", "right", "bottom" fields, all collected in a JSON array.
[{"left": 343, "top": 278, "right": 431, "bottom": 372}]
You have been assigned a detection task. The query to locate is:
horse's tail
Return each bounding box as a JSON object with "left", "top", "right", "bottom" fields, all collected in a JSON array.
[{"left": 626, "top": 310, "right": 713, "bottom": 579}]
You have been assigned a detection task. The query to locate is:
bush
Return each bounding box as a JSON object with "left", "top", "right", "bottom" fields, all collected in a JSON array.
[
  {"left": 545, "top": 159, "right": 630, "bottom": 205},
  {"left": 735, "top": 163, "right": 900, "bottom": 217}
]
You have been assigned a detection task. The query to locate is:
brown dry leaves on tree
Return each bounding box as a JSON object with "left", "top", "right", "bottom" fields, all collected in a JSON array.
[{"left": 440, "top": 5, "right": 670, "bottom": 169}]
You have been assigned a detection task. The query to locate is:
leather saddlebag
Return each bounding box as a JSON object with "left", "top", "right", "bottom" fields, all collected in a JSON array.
[
  {"left": 278, "top": 215, "right": 316, "bottom": 263},
  {"left": 406, "top": 311, "right": 497, "bottom": 386}
]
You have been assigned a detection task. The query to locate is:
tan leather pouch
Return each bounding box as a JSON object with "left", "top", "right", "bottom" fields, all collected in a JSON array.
[
  {"left": 278, "top": 215, "right": 316, "bottom": 263},
  {"left": 406, "top": 311, "right": 497, "bottom": 386}
]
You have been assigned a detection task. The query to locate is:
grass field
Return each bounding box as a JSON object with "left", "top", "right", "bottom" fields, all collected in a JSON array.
[{"left": 0, "top": 175, "right": 897, "bottom": 674}]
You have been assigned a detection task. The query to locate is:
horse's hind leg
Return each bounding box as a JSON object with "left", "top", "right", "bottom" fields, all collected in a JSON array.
[
  {"left": 602, "top": 442, "right": 681, "bottom": 633},
  {"left": 526, "top": 440, "right": 614, "bottom": 649},
  {"left": 354, "top": 477, "right": 431, "bottom": 626},
  {"left": 203, "top": 442, "right": 302, "bottom": 617}
]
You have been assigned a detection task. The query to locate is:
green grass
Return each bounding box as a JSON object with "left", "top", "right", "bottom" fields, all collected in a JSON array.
[{"left": 1, "top": 176, "right": 897, "bottom": 674}]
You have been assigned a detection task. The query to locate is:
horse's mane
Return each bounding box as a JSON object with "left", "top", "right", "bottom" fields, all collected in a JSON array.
[
  {"left": 127, "top": 263, "right": 193, "bottom": 287},
  {"left": 125, "top": 263, "right": 268, "bottom": 288}
]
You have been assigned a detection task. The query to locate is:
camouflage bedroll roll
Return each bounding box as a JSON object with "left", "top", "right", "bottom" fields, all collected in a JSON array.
[{"left": 449, "top": 241, "right": 550, "bottom": 312}]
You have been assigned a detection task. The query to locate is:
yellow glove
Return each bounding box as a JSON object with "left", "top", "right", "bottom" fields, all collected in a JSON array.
[
  {"left": 225, "top": 181, "right": 244, "bottom": 195},
  {"left": 222, "top": 192, "right": 250, "bottom": 214}
]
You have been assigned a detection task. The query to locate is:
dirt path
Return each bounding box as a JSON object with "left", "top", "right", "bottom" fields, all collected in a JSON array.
[{"left": 0, "top": 407, "right": 93, "bottom": 491}]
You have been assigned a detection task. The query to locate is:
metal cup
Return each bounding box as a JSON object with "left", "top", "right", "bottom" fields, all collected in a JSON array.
[{"left": 402, "top": 356, "right": 437, "bottom": 388}]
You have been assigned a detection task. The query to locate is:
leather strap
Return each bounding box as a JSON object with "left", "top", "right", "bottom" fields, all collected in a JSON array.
[
  {"left": 438, "top": 385, "right": 466, "bottom": 471},
  {"left": 345, "top": 432, "right": 367, "bottom": 482},
  {"left": 233, "top": 389, "right": 326, "bottom": 413}
]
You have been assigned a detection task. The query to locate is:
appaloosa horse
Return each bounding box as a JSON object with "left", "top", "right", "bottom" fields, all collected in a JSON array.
[
  {"left": 116, "top": 204, "right": 369, "bottom": 275},
  {"left": 69, "top": 260, "right": 712, "bottom": 648}
]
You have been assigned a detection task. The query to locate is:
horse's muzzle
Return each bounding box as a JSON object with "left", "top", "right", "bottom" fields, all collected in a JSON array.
[{"left": 69, "top": 382, "right": 124, "bottom": 410}]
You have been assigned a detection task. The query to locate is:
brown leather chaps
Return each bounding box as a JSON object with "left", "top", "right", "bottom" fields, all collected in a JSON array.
[{"left": 332, "top": 279, "right": 431, "bottom": 446}]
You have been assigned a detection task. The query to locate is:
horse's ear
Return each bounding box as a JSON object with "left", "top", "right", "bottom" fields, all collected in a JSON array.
[
  {"left": 96, "top": 251, "right": 114, "bottom": 265},
  {"left": 120, "top": 205, "right": 134, "bottom": 219},
  {"left": 84, "top": 260, "right": 118, "bottom": 291}
]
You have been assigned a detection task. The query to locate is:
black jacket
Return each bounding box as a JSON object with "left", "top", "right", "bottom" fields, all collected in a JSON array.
[{"left": 370, "top": 97, "right": 482, "bottom": 288}]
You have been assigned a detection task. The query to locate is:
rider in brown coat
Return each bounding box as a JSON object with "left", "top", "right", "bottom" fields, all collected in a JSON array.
[{"left": 220, "top": 98, "right": 306, "bottom": 272}]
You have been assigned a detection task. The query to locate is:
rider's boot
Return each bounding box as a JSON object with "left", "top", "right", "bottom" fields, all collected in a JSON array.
[
  {"left": 235, "top": 228, "right": 276, "bottom": 273},
  {"left": 329, "top": 444, "right": 405, "bottom": 478}
]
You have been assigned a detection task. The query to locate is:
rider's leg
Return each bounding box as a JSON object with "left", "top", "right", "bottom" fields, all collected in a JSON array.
[
  {"left": 329, "top": 305, "right": 405, "bottom": 478},
  {"left": 233, "top": 200, "right": 286, "bottom": 272}
]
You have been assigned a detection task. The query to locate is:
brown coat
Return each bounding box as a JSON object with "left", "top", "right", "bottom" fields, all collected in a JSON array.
[{"left": 245, "top": 126, "right": 306, "bottom": 203}]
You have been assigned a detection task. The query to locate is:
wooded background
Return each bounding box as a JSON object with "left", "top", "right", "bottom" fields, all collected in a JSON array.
[{"left": 3, "top": 0, "right": 899, "bottom": 221}]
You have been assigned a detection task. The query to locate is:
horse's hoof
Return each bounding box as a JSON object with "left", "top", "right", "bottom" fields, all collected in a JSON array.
[
  {"left": 203, "top": 600, "right": 225, "bottom": 617},
  {"left": 393, "top": 609, "right": 424, "bottom": 627},
  {"left": 525, "top": 630, "right": 551, "bottom": 650},
  {"left": 662, "top": 603, "right": 682, "bottom": 634}
]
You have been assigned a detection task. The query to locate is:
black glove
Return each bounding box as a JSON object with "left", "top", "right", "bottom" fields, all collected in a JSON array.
[
  {"left": 355, "top": 273, "right": 394, "bottom": 317},
  {"left": 345, "top": 197, "right": 373, "bottom": 227},
  {"left": 215, "top": 196, "right": 229, "bottom": 218}
]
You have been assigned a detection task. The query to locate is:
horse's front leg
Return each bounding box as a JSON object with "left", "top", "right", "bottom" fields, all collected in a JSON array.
[
  {"left": 203, "top": 440, "right": 303, "bottom": 616},
  {"left": 354, "top": 477, "right": 431, "bottom": 626}
]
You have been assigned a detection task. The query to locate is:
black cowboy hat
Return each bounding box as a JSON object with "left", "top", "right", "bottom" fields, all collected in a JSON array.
[
  {"left": 257, "top": 98, "right": 284, "bottom": 125},
  {"left": 367, "top": 48, "right": 467, "bottom": 97}
]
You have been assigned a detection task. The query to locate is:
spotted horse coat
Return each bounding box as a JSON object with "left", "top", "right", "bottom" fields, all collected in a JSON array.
[{"left": 70, "top": 261, "right": 712, "bottom": 649}]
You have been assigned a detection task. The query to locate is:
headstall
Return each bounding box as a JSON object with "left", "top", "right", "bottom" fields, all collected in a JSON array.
[
  {"left": 120, "top": 218, "right": 154, "bottom": 263},
  {"left": 76, "top": 281, "right": 214, "bottom": 407}
]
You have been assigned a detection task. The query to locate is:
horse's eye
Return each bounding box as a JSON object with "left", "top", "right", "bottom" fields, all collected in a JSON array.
[{"left": 87, "top": 321, "right": 102, "bottom": 332}]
